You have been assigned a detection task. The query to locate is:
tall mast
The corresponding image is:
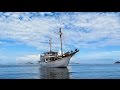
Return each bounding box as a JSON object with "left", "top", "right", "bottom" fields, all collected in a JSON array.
[
  {"left": 49, "top": 37, "right": 52, "bottom": 52},
  {"left": 59, "top": 28, "right": 63, "bottom": 56}
]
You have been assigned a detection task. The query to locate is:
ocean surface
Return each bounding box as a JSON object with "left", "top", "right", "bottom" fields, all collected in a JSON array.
[{"left": 0, "top": 64, "right": 120, "bottom": 79}]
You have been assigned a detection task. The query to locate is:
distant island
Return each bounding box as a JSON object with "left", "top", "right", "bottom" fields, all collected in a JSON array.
[
  {"left": 26, "top": 62, "right": 34, "bottom": 64},
  {"left": 114, "top": 61, "right": 120, "bottom": 64},
  {"left": 70, "top": 62, "right": 80, "bottom": 64}
]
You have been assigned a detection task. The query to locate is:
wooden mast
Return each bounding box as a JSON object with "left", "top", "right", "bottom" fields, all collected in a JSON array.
[
  {"left": 59, "top": 28, "right": 63, "bottom": 56},
  {"left": 49, "top": 37, "right": 52, "bottom": 52}
]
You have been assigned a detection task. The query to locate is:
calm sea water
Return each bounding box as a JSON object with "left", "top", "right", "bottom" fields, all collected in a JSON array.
[{"left": 0, "top": 64, "right": 120, "bottom": 79}]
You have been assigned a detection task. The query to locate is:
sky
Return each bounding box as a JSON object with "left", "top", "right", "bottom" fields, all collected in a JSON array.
[{"left": 0, "top": 12, "right": 120, "bottom": 64}]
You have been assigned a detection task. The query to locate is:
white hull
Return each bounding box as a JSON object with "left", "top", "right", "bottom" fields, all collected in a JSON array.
[{"left": 40, "top": 56, "right": 72, "bottom": 68}]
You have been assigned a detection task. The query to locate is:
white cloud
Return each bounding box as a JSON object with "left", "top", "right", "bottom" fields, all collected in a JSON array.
[
  {"left": 16, "top": 54, "right": 40, "bottom": 64},
  {"left": 0, "top": 55, "right": 16, "bottom": 64},
  {"left": 0, "top": 12, "right": 120, "bottom": 51},
  {"left": 73, "top": 50, "right": 120, "bottom": 64},
  {"left": 0, "top": 41, "right": 3, "bottom": 44},
  {"left": 1, "top": 12, "right": 120, "bottom": 64}
]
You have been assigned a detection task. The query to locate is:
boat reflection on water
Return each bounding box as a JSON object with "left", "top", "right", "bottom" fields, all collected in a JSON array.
[{"left": 39, "top": 67, "right": 70, "bottom": 79}]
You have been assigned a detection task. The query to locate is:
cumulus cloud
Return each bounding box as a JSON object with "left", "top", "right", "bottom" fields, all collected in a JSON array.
[
  {"left": 16, "top": 54, "right": 40, "bottom": 64},
  {"left": 72, "top": 50, "right": 120, "bottom": 64},
  {"left": 1, "top": 12, "right": 120, "bottom": 64},
  {"left": 81, "top": 51, "right": 120, "bottom": 59},
  {"left": 0, "top": 41, "right": 3, "bottom": 45},
  {"left": 0, "top": 12, "right": 120, "bottom": 51}
]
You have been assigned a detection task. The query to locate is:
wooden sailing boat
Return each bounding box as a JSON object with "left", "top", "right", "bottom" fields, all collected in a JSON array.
[{"left": 39, "top": 28, "right": 79, "bottom": 68}]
